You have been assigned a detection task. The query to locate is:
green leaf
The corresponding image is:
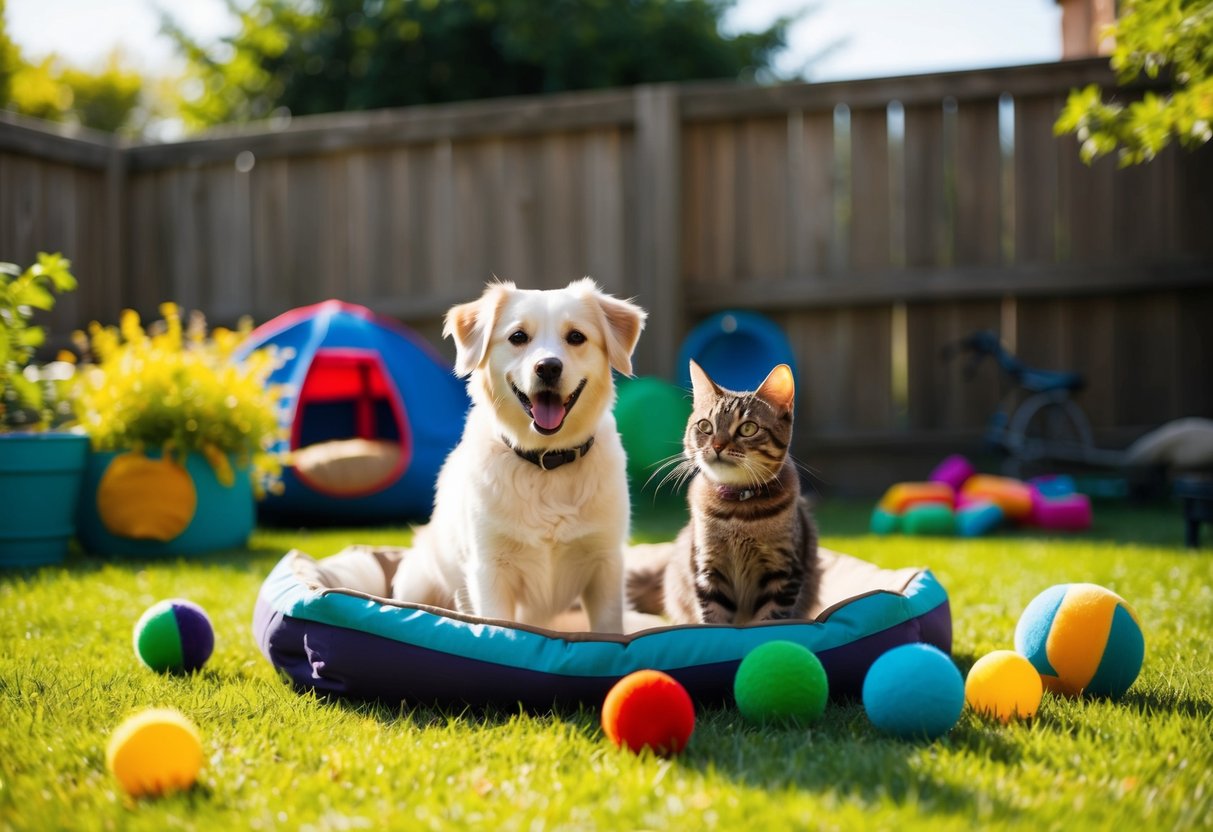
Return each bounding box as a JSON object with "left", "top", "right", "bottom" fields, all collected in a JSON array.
[
  {"left": 16, "top": 326, "right": 46, "bottom": 348},
  {"left": 11, "top": 282, "right": 55, "bottom": 311},
  {"left": 8, "top": 372, "right": 43, "bottom": 411}
]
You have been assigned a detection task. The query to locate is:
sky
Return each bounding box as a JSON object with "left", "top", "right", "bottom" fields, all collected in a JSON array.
[{"left": 6, "top": 0, "right": 1062, "bottom": 83}]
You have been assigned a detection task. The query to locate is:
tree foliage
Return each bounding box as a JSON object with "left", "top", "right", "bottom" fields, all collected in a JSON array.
[
  {"left": 1056, "top": 0, "right": 1213, "bottom": 165},
  {"left": 165, "top": 0, "right": 790, "bottom": 129},
  {"left": 0, "top": 0, "right": 18, "bottom": 106},
  {"left": 0, "top": 3, "right": 145, "bottom": 134}
]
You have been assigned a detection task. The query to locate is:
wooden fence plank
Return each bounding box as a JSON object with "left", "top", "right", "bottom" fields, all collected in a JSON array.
[
  {"left": 1057, "top": 132, "right": 1116, "bottom": 264},
  {"left": 792, "top": 110, "right": 837, "bottom": 277},
  {"left": 1177, "top": 288, "right": 1213, "bottom": 418},
  {"left": 848, "top": 107, "right": 890, "bottom": 273},
  {"left": 250, "top": 157, "right": 291, "bottom": 316},
  {"left": 538, "top": 132, "right": 583, "bottom": 287},
  {"left": 953, "top": 99, "right": 1003, "bottom": 267},
  {"left": 905, "top": 300, "right": 1003, "bottom": 432},
  {"left": 1113, "top": 292, "right": 1181, "bottom": 427},
  {"left": 739, "top": 117, "right": 789, "bottom": 282},
  {"left": 1013, "top": 95, "right": 1063, "bottom": 264},
  {"left": 903, "top": 103, "right": 948, "bottom": 269},
  {"left": 634, "top": 85, "right": 682, "bottom": 378},
  {"left": 583, "top": 128, "right": 627, "bottom": 295}
]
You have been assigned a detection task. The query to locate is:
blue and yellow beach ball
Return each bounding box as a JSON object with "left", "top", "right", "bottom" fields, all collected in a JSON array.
[{"left": 1014, "top": 583, "right": 1145, "bottom": 699}]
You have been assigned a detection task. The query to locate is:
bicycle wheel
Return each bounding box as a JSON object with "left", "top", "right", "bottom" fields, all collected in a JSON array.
[{"left": 1003, "top": 393, "right": 1095, "bottom": 476}]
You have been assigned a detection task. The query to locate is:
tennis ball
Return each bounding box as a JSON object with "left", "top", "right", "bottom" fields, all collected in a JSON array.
[
  {"left": 965, "top": 650, "right": 1043, "bottom": 723},
  {"left": 862, "top": 643, "right": 964, "bottom": 740},
  {"left": 106, "top": 708, "right": 203, "bottom": 798},
  {"left": 133, "top": 599, "right": 214, "bottom": 673},
  {"left": 1014, "top": 583, "right": 1144, "bottom": 699},
  {"left": 601, "top": 670, "right": 695, "bottom": 756},
  {"left": 733, "top": 640, "right": 828, "bottom": 725}
]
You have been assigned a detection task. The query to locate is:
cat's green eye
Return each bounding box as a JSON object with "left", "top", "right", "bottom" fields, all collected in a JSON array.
[
  {"left": 696, "top": 419, "right": 714, "bottom": 435},
  {"left": 738, "top": 421, "right": 759, "bottom": 437}
]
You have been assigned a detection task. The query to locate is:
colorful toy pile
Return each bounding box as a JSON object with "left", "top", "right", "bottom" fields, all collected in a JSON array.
[{"left": 871, "top": 455, "right": 1093, "bottom": 536}]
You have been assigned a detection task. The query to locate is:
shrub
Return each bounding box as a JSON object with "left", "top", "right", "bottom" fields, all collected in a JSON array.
[
  {"left": 73, "top": 303, "right": 285, "bottom": 492},
  {"left": 0, "top": 252, "right": 77, "bottom": 430}
]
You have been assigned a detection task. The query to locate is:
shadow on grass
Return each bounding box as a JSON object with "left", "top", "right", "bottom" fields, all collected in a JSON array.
[
  {"left": 0, "top": 543, "right": 290, "bottom": 585},
  {"left": 0, "top": 521, "right": 422, "bottom": 585},
  {"left": 1119, "top": 687, "right": 1213, "bottom": 720},
  {"left": 319, "top": 690, "right": 1019, "bottom": 817},
  {"left": 670, "top": 705, "right": 1018, "bottom": 816}
]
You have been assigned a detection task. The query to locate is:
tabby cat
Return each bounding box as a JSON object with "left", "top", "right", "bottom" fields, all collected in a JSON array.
[{"left": 628, "top": 361, "right": 820, "bottom": 625}]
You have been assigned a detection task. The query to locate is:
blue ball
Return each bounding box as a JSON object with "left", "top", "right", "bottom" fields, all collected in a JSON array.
[{"left": 862, "top": 643, "right": 964, "bottom": 740}]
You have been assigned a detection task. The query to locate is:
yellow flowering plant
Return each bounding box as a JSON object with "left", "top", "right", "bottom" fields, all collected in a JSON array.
[{"left": 72, "top": 303, "right": 285, "bottom": 493}]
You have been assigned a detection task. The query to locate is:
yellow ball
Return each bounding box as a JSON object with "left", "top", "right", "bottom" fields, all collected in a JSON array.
[
  {"left": 965, "top": 650, "right": 1043, "bottom": 723},
  {"left": 106, "top": 708, "right": 203, "bottom": 797}
]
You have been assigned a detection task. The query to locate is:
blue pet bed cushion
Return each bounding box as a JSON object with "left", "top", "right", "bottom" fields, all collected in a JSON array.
[{"left": 254, "top": 546, "right": 951, "bottom": 709}]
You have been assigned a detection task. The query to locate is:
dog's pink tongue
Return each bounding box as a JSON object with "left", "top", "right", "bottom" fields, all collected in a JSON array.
[{"left": 532, "top": 394, "right": 566, "bottom": 431}]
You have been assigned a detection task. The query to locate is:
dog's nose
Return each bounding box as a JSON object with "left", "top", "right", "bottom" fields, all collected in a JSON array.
[{"left": 534, "top": 357, "right": 563, "bottom": 385}]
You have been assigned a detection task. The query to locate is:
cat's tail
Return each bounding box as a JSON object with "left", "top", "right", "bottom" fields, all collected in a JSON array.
[{"left": 624, "top": 542, "right": 675, "bottom": 616}]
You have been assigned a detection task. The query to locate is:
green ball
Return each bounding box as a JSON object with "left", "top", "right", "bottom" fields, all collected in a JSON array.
[
  {"left": 613, "top": 376, "right": 692, "bottom": 486},
  {"left": 733, "top": 641, "right": 829, "bottom": 725}
]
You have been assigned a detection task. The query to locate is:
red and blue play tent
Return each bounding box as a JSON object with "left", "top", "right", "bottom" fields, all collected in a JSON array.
[{"left": 238, "top": 300, "right": 468, "bottom": 522}]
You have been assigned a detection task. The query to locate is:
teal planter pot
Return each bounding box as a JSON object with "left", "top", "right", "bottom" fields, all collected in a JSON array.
[
  {"left": 0, "top": 432, "right": 90, "bottom": 568},
  {"left": 76, "top": 449, "right": 254, "bottom": 557}
]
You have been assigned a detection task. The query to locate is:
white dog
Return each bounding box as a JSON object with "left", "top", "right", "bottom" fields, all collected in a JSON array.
[{"left": 391, "top": 278, "right": 647, "bottom": 633}]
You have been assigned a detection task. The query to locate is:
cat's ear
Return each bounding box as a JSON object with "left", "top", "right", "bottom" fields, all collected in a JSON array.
[
  {"left": 688, "top": 360, "right": 723, "bottom": 402},
  {"left": 756, "top": 364, "right": 795, "bottom": 412},
  {"left": 444, "top": 280, "right": 513, "bottom": 376}
]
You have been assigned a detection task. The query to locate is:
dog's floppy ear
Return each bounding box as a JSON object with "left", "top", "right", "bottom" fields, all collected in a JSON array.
[
  {"left": 578, "top": 279, "right": 647, "bottom": 377},
  {"left": 444, "top": 281, "right": 513, "bottom": 376}
]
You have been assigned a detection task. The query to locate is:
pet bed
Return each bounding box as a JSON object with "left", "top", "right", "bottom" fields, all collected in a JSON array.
[{"left": 254, "top": 546, "right": 951, "bottom": 709}]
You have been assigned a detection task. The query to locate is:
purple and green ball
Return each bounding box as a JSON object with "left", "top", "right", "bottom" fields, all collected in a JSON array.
[{"left": 133, "top": 599, "right": 214, "bottom": 673}]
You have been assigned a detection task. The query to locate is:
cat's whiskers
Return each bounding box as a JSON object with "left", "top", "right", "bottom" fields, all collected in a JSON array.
[
  {"left": 787, "top": 453, "right": 828, "bottom": 489},
  {"left": 651, "top": 454, "right": 699, "bottom": 495},
  {"left": 643, "top": 450, "right": 687, "bottom": 486}
]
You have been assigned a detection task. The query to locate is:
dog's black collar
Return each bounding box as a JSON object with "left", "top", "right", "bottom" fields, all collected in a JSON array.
[{"left": 504, "top": 435, "right": 595, "bottom": 471}]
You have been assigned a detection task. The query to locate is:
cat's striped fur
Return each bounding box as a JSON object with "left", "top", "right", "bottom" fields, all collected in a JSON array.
[{"left": 628, "top": 361, "right": 820, "bottom": 625}]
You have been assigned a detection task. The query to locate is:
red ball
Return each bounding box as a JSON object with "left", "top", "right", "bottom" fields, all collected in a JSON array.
[{"left": 601, "top": 670, "right": 695, "bottom": 756}]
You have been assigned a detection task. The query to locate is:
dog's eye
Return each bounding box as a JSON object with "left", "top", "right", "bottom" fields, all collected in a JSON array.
[
  {"left": 697, "top": 419, "right": 714, "bottom": 435},
  {"left": 566, "top": 330, "right": 586, "bottom": 346},
  {"left": 738, "top": 421, "right": 759, "bottom": 437},
  {"left": 508, "top": 330, "right": 529, "bottom": 346}
]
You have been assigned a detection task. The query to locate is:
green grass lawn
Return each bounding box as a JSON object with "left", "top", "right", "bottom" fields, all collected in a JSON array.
[{"left": 2, "top": 501, "right": 1211, "bottom": 831}]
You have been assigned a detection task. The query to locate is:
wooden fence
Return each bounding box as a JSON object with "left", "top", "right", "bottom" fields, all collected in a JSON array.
[{"left": 3, "top": 58, "right": 1211, "bottom": 494}]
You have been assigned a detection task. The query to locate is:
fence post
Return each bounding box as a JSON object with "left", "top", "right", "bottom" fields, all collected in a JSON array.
[
  {"left": 105, "top": 145, "right": 127, "bottom": 325},
  {"left": 633, "top": 84, "right": 682, "bottom": 380}
]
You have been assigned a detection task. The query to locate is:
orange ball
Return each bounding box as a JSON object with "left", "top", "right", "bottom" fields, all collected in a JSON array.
[
  {"left": 106, "top": 708, "right": 203, "bottom": 797},
  {"left": 965, "top": 650, "right": 1044, "bottom": 723},
  {"left": 601, "top": 670, "right": 695, "bottom": 756}
]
